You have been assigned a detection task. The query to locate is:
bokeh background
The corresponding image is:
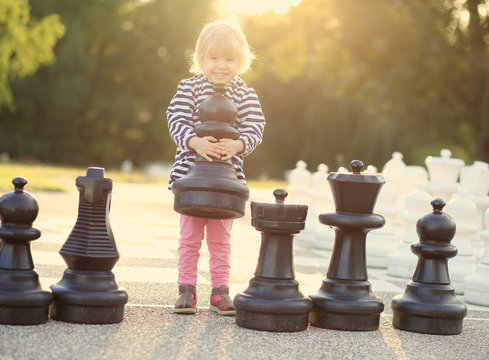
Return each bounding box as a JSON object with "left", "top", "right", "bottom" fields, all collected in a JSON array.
[{"left": 1, "top": 0, "right": 488, "bottom": 179}]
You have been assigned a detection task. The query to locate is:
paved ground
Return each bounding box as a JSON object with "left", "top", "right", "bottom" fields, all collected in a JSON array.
[{"left": 0, "top": 181, "right": 488, "bottom": 360}]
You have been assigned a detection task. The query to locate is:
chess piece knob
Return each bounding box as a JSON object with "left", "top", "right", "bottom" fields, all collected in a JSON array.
[
  {"left": 251, "top": 189, "right": 307, "bottom": 233},
  {"left": 196, "top": 85, "right": 239, "bottom": 140},
  {"left": 350, "top": 159, "right": 364, "bottom": 174},
  {"left": 273, "top": 188, "right": 287, "bottom": 203},
  {"left": 0, "top": 177, "right": 39, "bottom": 227},
  {"left": 416, "top": 198, "right": 456, "bottom": 244}
]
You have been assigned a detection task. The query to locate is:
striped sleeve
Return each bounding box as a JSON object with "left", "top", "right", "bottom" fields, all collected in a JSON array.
[
  {"left": 236, "top": 87, "right": 265, "bottom": 156},
  {"left": 167, "top": 80, "right": 197, "bottom": 151}
]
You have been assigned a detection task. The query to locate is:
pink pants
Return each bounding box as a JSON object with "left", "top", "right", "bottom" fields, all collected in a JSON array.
[{"left": 178, "top": 214, "right": 233, "bottom": 288}]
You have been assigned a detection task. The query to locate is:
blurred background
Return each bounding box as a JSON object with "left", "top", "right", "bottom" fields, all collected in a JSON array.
[{"left": 1, "top": 0, "right": 488, "bottom": 180}]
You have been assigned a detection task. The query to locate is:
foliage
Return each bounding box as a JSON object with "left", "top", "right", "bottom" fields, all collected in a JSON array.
[
  {"left": 240, "top": 0, "right": 489, "bottom": 178},
  {"left": 0, "top": 161, "right": 165, "bottom": 192},
  {"left": 0, "top": 0, "right": 64, "bottom": 110},
  {"left": 0, "top": 0, "right": 488, "bottom": 180},
  {"left": 0, "top": 0, "right": 215, "bottom": 167}
]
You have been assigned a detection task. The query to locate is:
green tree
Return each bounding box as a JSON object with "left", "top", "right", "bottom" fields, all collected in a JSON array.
[
  {"left": 1, "top": 0, "right": 215, "bottom": 167},
  {"left": 0, "top": 0, "right": 64, "bottom": 110},
  {"left": 240, "top": 0, "right": 489, "bottom": 179}
]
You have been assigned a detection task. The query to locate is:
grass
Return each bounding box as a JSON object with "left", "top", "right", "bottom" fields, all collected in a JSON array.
[
  {"left": 0, "top": 162, "right": 286, "bottom": 193},
  {"left": 0, "top": 162, "right": 165, "bottom": 192}
]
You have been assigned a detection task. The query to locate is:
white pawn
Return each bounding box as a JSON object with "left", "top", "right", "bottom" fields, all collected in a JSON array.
[
  {"left": 387, "top": 182, "right": 432, "bottom": 278},
  {"left": 287, "top": 160, "right": 312, "bottom": 245},
  {"left": 444, "top": 188, "right": 479, "bottom": 294},
  {"left": 464, "top": 207, "right": 489, "bottom": 306},
  {"left": 425, "top": 149, "right": 465, "bottom": 200},
  {"left": 366, "top": 181, "right": 400, "bottom": 268},
  {"left": 382, "top": 151, "right": 407, "bottom": 195},
  {"left": 311, "top": 164, "right": 335, "bottom": 251},
  {"left": 400, "top": 166, "right": 429, "bottom": 196},
  {"left": 287, "top": 160, "right": 312, "bottom": 205},
  {"left": 460, "top": 161, "right": 489, "bottom": 259}
]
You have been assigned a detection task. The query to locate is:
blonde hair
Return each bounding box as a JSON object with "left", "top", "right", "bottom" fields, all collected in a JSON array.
[{"left": 190, "top": 20, "right": 254, "bottom": 75}]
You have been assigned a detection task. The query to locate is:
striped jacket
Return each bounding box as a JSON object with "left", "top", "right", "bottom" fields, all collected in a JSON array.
[{"left": 166, "top": 74, "right": 265, "bottom": 189}]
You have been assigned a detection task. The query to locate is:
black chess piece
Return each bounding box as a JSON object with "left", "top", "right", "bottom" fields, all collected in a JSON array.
[
  {"left": 50, "top": 167, "right": 128, "bottom": 324},
  {"left": 0, "top": 177, "right": 52, "bottom": 325},
  {"left": 234, "top": 189, "right": 312, "bottom": 332},
  {"left": 309, "top": 160, "right": 385, "bottom": 331},
  {"left": 391, "top": 198, "right": 467, "bottom": 335},
  {"left": 172, "top": 85, "right": 249, "bottom": 219}
]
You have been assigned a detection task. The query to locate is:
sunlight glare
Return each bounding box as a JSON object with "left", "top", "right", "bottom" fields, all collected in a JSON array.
[{"left": 220, "top": 0, "right": 302, "bottom": 15}]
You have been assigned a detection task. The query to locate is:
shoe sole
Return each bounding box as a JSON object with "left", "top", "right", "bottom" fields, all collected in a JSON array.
[
  {"left": 209, "top": 305, "right": 236, "bottom": 316},
  {"left": 173, "top": 308, "right": 197, "bottom": 314}
]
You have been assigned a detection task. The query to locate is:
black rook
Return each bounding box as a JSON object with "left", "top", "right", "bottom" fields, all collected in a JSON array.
[
  {"left": 309, "top": 160, "right": 385, "bottom": 331},
  {"left": 0, "top": 177, "right": 52, "bottom": 325},
  {"left": 50, "top": 167, "right": 128, "bottom": 324},
  {"left": 172, "top": 85, "right": 249, "bottom": 219},
  {"left": 391, "top": 198, "right": 467, "bottom": 335},
  {"left": 234, "top": 189, "right": 312, "bottom": 332}
]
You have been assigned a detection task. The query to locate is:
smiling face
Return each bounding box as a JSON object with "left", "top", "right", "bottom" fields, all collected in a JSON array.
[
  {"left": 191, "top": 21, "right": 254, "bottom": 79},
  {"left": 202, "top": 50, "right": 240, "bottom": 84}
]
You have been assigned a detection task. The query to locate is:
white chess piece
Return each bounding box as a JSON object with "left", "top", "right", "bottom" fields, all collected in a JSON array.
[
  {"left": 310, "top": 164, "right": 335, "bottom": 251},
  {"left": 445, "top": 188, "right": 479, "bottom": 294},
  {"left": 425, "top": 149, "right": 465, "bottom": 200},
  {"left": 287, "top": 160, "right": 312, "bottom": 245},
  {"left": 387, "top": 182, "right": 432, "bottom": 278},
  {"left": 287, "top": 160, "right": 312, "bottom": 205},
  {"left": 382, "top": 152, "right": 407, "bottom": 195},
  {"left": 460, "top": 161, "right": 489, "bottom": 258},
  {"left": 366, "top": 181, "right": 400, "bottom": 268},
  {"left": 464, "top": 207, "right": 489, "bottom": 306}
]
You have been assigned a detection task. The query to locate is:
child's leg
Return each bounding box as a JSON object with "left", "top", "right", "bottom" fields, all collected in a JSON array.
[
  {"left": 207, "top": 218, "right": 235, "bottom": 315},
  {"left": 178, "top": 214, "right": 206, "bottom": 286},
  {"left": 206, "top": 219, "right": 233, "bottom": 288}
]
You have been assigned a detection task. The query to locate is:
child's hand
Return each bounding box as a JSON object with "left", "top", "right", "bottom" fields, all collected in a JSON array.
[
  {"left": 219, "top": 139, "right": 244, "bottom": 161},
  {"left": 188, "top": 136, "right": 225, "bottom": 162}
]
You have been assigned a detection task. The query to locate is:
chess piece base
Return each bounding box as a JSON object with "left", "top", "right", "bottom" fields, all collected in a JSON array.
[
  {"left": 391, "top": 282, "right": 466, "bottom": 335},
  {"left": 0, "top": 269, "right": 52, "bottom": 325},
  {"left": 50, "top": 269, "right": 128, "bottom": 324},
  {"left": 234, "top": 278, "right": 312, "bottom": 332},
  {"left": 50, "top": 301, "right": 126, "bottom": 324},
  {"left": 309, "top": 307, "right": 380, "bottom": 331},
  {"left": 236, "top": 310, "right": 309, "bottom": 332},
  {"left": 309, "top": 279, "right": 384, "bottom": 331},
  {"left": 0, "top": 303, "right": 50, "bottom": 325},
  {"left": 392, "top": 311, "right": 463, "bottom": 335}
]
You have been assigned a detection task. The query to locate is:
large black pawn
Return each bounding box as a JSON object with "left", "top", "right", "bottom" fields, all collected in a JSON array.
[
  {"left": 0, "top": 177, "right": 52, "bottom": 325},
  {"left": 234, "top": 189, "right": 312, "bottom": 332},
  {"left": 391, "top": 198, "right": 467, "bottom": 335},
  {"left": 50, "top": 167, "right": 128, "bottom": 324},
  {"left": 172, "top": 84, "right": 249, "bottom": 219},
  {"left": 309, "top": 160, "right": 385, "bottom": 331}
]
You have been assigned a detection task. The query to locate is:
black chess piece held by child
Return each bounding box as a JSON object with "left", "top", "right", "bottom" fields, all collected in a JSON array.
[
  {"left": 391, "top": 198, "right": 467, "bottom": 335},
  {"left": 0, "top": 177, "right": 52, "bottom": 325},
  {"left": 172, "top": 85, "right": 250, "bottom": 219}
]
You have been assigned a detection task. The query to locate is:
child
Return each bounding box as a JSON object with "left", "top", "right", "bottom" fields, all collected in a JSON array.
[{"left": 166, "top": 20, "right": 265, "bottom": 315}]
